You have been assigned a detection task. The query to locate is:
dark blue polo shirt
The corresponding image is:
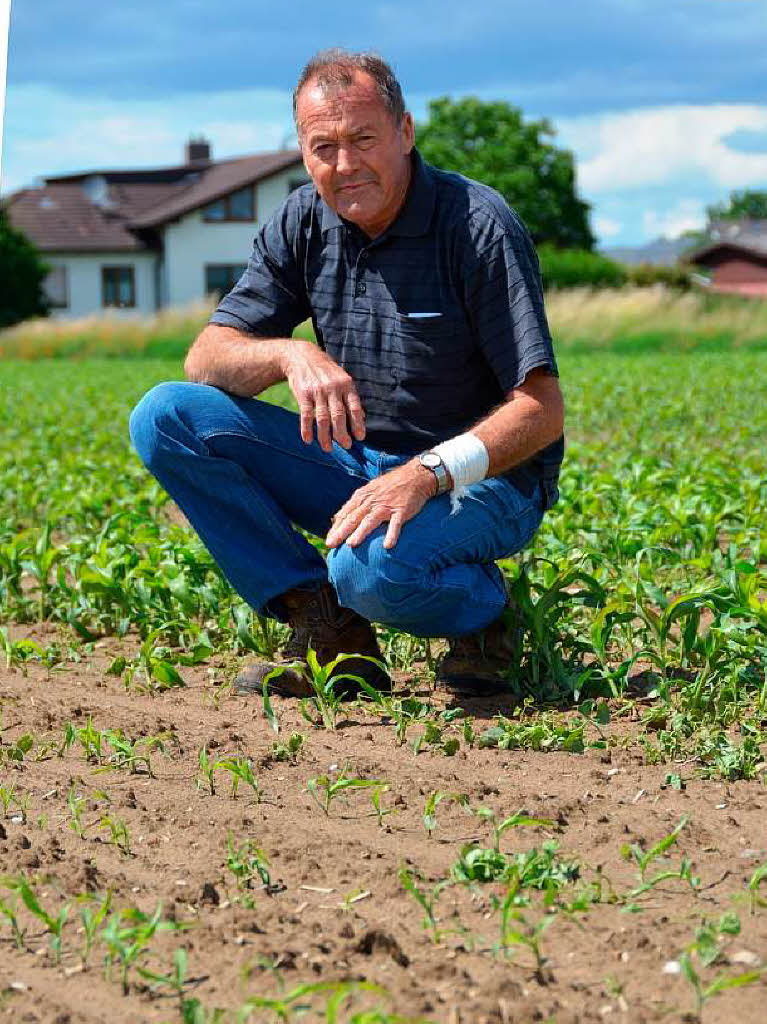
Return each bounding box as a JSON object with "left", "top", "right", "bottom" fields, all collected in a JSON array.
[{"left": 209, "top": 148, "right": 563, "bottom": 502}]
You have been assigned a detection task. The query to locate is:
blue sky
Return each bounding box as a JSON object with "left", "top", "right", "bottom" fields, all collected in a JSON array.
[{"left": 3, "top": 0, "right": 766, "bottom": 245}]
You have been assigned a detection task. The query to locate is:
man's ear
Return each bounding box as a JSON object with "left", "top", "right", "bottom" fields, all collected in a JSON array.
[{"left": 401, "top": 111, "right": 415, "bottom": 153}]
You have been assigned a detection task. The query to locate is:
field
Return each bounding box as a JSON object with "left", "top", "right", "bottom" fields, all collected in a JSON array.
[{"left": 0, "top": 344, "right": 765, "bottom": 1023}]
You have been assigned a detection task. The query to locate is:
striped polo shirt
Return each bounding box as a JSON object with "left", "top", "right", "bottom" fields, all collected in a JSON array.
[{"left": 209, "top": 147, "right": 564, "bottom": 501}]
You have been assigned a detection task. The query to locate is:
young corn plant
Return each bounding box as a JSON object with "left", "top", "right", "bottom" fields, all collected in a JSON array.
[
  {"left": 99, "top": 814, "right": 132, "bottom": 857},
  {"left": 101, "top": 903, "right": 182, "bottom": 995},
  {"left": 298, "top": 649, "right": 384, "bottom": 731},
  {"left": 398, "top": 866, "right": 450, "bottom": 945},
  {"left": 67, "top": 783, "right": 87, "bottom": 838},
  {"left": 225, "top": 833, "right": 271, "bottom": 895},
  {"left": 197, "top": 747, "right": 217, "bottom": 795},
  {"left": 621, "top": 816, "right": 700, "bottom": 900},
  {"left": 214, "top": 756, "right": 260, "bottom": 801},
  {"left": 474, "top": 806, "right": 554, "bottom": 854},
  {"left": 307, "top": 768, "right": 387, "bottom": 817},
  {"left": 79, "top": 889, "right": 113, "bottom": 968},
  {"left": 8, "top": 877, "right": 70, "bottom": 964},
  {"left": 422, "top": 791, "right": 470, "bottom": 839},
  {"left": 679, "top": 950, "right": 763, "bottom": 1023}
]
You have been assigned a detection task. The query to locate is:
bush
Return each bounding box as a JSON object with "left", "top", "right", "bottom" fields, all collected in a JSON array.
[
  {"left": 0, "top": 208, "right": 50, "bottom": 328},
  {"left": 626, "top": 263, "right": 694, "bottom": 290},
  {"left": 537, "top": 245, "right": 627, "bottom": 290}
]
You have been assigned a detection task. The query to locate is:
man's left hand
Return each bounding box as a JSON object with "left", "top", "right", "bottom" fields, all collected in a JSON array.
[{"left": 326, "top": 460, "right": 436, "bottom": 551}]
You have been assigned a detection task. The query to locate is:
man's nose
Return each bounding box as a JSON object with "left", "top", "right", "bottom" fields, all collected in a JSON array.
[{"left": 335, "top": 143, "right": 359, "bottom": 175}]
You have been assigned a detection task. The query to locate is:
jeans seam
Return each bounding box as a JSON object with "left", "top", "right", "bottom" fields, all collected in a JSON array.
[{"left": 198, "top": 429, "right": 369, "bottom": 482}]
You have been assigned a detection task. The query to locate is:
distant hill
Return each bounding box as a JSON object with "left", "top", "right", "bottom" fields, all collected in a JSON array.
[{"left": 601, "top": 235, "right": 698, "bottom": 267}]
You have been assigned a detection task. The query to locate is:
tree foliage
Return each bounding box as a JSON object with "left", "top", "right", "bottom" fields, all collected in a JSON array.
[
  {"left": 706, "top": 189, "right": 767, "bottom": 223},
  {"left": 416, "top": 97, "right": 595, "bottom": 250},
  {"left": 0, "top": 207, "right": 50, "bottom": 329}
]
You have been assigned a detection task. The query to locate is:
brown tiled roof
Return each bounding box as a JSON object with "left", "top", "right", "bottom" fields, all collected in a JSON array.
[
  {"left": 129, "top": 150, "right": 304, "bottom": 227},
  {"left": 3, "top": 184, "right": 152, "bottom": 252},
  {"left": 2, "top": 149, "right": 304, "bottom": 251}
]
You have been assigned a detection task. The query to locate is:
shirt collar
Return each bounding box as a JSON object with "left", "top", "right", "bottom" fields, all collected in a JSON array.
[{"left": 318, "top": 147, "right": 436, "bottom": 238}]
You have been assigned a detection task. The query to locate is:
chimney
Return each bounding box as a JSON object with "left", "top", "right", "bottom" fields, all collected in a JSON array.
[{"left": 185, "top": 136, "right": 212, "bottom": 165}]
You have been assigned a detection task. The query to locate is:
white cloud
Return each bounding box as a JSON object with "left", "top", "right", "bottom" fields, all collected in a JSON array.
[
  {"left": 642, "top": 198, "right": 706, "bottom": 240},
  {"left": 594, "top": 215, "right": 622, "bottom": 239},
  {"left": 1, "top": 83, "right": 295, "bottom": 192},
  {"left": 556, "top": 103, "right": 767, "bottom": 193}
]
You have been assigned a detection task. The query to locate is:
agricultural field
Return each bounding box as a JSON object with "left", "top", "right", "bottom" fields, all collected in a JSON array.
[{"left": 0, "top": 345, "right": 765, "bottom": 1023}]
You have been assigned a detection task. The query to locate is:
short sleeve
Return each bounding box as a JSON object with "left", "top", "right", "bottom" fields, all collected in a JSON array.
[
  {"left": 462, "top": 212, "right": 558, "bottom": 392},
  {"left": 208, "top": 199, "right": 311, "bottom": 337}
]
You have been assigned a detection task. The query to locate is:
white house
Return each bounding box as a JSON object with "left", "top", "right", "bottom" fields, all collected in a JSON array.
[{"left": 2, "top": 138, "right": 309, "bottom": 319}]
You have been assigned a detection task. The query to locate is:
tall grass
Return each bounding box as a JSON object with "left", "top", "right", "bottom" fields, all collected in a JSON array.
[
  {"left": 545, "top": 285, "right": 767, "bottom": 353},
  {"left": 1, "top": 286, "right": 765, "bottom": 360}
]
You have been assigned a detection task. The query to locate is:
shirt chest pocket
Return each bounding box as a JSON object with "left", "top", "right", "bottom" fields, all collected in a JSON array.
[{"left": 390, "top": 311, "right": 472, "bottom": 382}]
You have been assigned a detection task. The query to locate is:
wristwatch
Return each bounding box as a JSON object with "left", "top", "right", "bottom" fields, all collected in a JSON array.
[{"left": 419, "top": 451, "right": 450, "bottom": 495}]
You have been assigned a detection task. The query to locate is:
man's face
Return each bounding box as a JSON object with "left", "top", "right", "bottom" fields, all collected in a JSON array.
[{"left": 296, "top": 70, "right": 415, "bottom": 238}]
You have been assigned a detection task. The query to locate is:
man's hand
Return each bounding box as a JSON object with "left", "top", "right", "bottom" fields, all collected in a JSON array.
[
  {"left": 282, "top": 340, "right": 366, "bottom": 451},
  {"left": 326, "top": 460, "right": 436, "bottom": 550}
]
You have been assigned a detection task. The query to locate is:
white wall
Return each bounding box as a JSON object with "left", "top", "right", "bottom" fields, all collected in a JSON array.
[
  {"left": 44, "top": 252, "right": 159, "bottom": 320},
  {"left": 164, "top": 163, "right": 309, "bottom": 308}
]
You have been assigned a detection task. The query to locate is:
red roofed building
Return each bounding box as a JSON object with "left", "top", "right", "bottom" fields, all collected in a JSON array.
[
  {"left": 2, "top": 138, "right": 308, "bottom": 318},
  {"left": 686, "top": 220, "right": 767, "bottom": 298}
]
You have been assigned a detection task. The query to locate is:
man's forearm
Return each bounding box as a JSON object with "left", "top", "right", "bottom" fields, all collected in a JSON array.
[
  {"left": 463, "top": 370, "right": 564, "bottom": 478},
  {"left": 184, "top": 324, "right": 294, "bottom": 397}
]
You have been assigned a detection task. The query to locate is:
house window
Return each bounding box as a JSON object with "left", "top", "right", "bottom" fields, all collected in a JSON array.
[
  {"left": 202, "top": 186, "right": 255, "bottom": 222},
  {"left": 101, "top": 266, "right": 136, "bottom": 308},
  {"left": 205, "top": 264, "right": 248, "bottom": 297},
  {"left": 43, "top": 265, "right": 68, "bottom": 308}
]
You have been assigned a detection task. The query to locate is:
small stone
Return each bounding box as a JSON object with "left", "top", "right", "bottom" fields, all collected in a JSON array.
[
  {"left": 663, "top": 960, "right": 681, "bottom": 975},
  {"left": 731, "top": 950, "right": 761, "bottom": 967}
]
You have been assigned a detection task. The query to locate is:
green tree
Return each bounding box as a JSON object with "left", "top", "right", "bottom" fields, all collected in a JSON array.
[
  {"left": 706, "top": 189, "right": 767, "bottom": 223},
  {"left": 416, "top": 97, "right": 595, "bottom": 250},
  {"left": 0, "top": 207, "right": 50, "bottom": 329}
]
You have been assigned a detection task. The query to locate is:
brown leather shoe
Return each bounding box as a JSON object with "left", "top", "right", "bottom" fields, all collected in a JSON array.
[
  {"left": 435, "top": 600, "right": 525, "bottom": 698},
  {"left": 234, "top": 583, "right": 390, "bottom": 698}
]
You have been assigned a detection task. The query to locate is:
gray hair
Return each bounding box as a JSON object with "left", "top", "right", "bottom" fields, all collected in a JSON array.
[{"left": 293, "top": 49, "right": 406, "bottom": 133}]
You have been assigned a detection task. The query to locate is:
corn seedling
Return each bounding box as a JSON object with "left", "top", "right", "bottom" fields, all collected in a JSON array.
[
  {"left": 79, "top": 889, "right": 113, "bottom": 968},
  {"left": 474, "top": 806, "right": 554, "bottom": 854},
  {"left": 0, "top": 783, "right": 15, "bottom": 816},
  {"left": 67, "top": 783, "right": 87, "bottom": 838},
  {"left": 101, "top": 903, "right": 182, "bottom": 994},
  {"left": 6, "top": 876, "right": 70, "bottom": 964},
  {"left": 138, "top": 947, "right": 189, "bottom": 1011},
  {"left": 215, "top": 756, "right": 260, "bottom": 801},
  {"left": 0, "top": 890, "right": 25, "bottom": 950},
  {"left": 679, "top": 950, "right": 763, "bottom": 1023},
  {"left": 399, "top": 867, "right": 449, "bottom": 944},
  {"left": 266, "top": 731, "right": 305, "bottom": 763},
  {"left": 370, "top": 783, "right": 391, "bottom": 827},
  {"left": 298, "top": 648, "right": 383, "bottom": 731},
  {"left": 621, "top": 816, "right": 700, "bottom": 898},
  {"left": 99, "top": 814, "right": 132, "bottom": 856},
  {"left": 747, "top": 861, "right": 767, "bottom": 915},
  {"left": 307, "top": 768, "right": 387, "bottom": 817},
  {"left": 197, "top": 747, "right": 216, "bottom": 795},
  {"left": 496, "top": 895, "right": 555, "bottom": 974},
  {"left": 422, "top": 791, "right": 470, "bottom": 839},
  {"left": 225, "top": 832, "right": 271, "bottom": 892}
]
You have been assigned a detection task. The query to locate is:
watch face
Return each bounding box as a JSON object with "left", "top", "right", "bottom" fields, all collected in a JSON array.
[{"left": 420, "top": 452, "right": 441, "bottom": 469}]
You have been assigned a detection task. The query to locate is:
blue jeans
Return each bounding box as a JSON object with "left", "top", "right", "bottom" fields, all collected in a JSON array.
[{"left": 128, "top": 382, "right": 547, "bottom": 637}]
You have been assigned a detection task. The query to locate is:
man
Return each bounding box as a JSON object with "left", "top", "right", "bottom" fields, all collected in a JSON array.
[{"left": 129, "top": 49, "right": 564, "bottom": 699}]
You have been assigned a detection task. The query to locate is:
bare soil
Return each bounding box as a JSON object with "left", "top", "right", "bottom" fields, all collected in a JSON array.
[{"left": 1, "top": 622, "right": 765, "bottom": 1023}]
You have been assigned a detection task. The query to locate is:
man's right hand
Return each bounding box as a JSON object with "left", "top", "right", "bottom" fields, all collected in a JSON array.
[{"left": 282, "top": 340, "right": 366, "bottom": 451}]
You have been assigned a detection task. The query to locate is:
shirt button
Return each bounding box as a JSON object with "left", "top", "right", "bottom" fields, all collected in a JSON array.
[{"left": 357, "top": 282, "right": 367, "bottom": 295}]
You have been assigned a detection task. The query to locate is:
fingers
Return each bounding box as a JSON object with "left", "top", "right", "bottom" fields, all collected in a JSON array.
[
  {"left": 345, "top": 390, "right": 366, "bottom": 441},
  {"left": 299, "top": 397, "right": 314, "bottom": 445},
  {"left": 346, "top": 509, "right": 388, "bottom": 548},
  {"left": 328, "top": 393, "right": 351, "bottom": 449},
  {"left": 326, "top": 500, "right": 369, "bottom": 548},
  {"left": 383, "top": 512, "right": 404, "bottom": 550},
  {"left": 314, "top": 395, "right": 333, "bottom": 452}
]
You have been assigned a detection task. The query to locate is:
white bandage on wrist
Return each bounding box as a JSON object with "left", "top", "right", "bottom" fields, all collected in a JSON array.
[{"left": 432, "top": 432, "right": 489, "bottom": 514}]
